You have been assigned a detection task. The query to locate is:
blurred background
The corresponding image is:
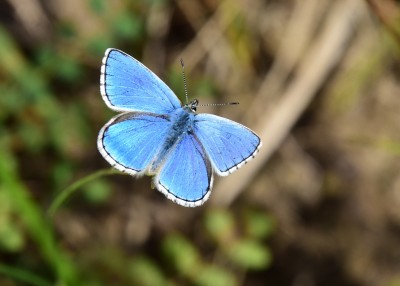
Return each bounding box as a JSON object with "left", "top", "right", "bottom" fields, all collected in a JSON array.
[{"left": 0, "top": 0, "right": 400, "bottom": 285}]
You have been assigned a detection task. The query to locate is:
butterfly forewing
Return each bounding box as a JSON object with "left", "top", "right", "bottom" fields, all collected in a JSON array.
[{"left": 101, "top": 49, "right": 181, "bottom": 114}]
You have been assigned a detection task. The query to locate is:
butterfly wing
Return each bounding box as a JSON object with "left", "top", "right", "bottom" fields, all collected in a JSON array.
[
  {"left": 194, "top": 114, "right": 261, "bottom": 176},
  {"left": 100, "top": 48, "right": 181, "bottom": 114},
  {"left": 98, "top": 112, "right": 172, "bottom": 175},
  {"left": 154, "top": 132, "right": 213, "bottom": 207}
]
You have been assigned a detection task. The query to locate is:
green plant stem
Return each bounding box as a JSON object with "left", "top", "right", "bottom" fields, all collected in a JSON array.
[
  {"left": 48, "top": 168, "right": 121, "bottom": 217},
  {"left": 0, "top": 149, "right": 78, "bottom": 285},
  {"left": 0, "top": 263, "right": 52, "bottom": 286}
]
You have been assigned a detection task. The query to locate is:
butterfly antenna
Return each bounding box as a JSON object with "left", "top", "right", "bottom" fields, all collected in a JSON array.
[
  {"left": 198, "top": 102, "right": 240, "bottom": 107},
  {"left": 180, "top": 58, "right": 189, "bottom": 104}
]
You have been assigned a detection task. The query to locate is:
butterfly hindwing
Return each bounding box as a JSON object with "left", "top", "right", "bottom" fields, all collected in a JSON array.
[
  {"left": 194, "top": 114, "right": 261, "bottom": 176},
  {"left": 154, "top": 132, "right": 213, "bottom": 207},
  {"left": 100, "top": 49, "right": 181, "bottom": 114},
  {"left": 98, "top": 112, "right": 172, "bottom": 175}
]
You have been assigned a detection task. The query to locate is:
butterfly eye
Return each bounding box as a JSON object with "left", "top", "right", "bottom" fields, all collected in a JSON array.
[{"left": 190, "top": 99, "right": 199, "bottom": 112}]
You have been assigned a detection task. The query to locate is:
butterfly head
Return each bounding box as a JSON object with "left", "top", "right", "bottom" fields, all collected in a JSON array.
[{"left": 185, "top": 99, "right": 199, "bottom": 113}]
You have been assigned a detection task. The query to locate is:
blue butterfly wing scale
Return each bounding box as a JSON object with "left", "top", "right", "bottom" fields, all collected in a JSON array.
[
  {"left": 98, "top": 112, "right": 172, "bottom": 175},
  {"left": 100, "top": 48, "right": 181, "bottom": 114},
  {"left": 194, "top": 114, "right": 261, "bottom": 176},
  {"left": 154, "top": 132, "right": 213, "bottom": 207}
]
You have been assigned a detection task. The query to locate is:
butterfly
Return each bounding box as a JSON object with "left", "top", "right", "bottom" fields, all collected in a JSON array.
[{"left": 97, "top": 48, "right": 262, "bottom": 207}]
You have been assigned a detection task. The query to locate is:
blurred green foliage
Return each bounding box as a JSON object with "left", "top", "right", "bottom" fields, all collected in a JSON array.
[
  {"left": 162, "top": 207, "right": 274, "bottom": 286},
  {"left": 2, "top": 0, "right": 400, "bottom": 285},
  {"left": 204, "top": 209, "right": 273, "bottom": 270}
]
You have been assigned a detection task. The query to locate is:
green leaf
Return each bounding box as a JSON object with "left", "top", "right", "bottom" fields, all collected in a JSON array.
[
  {"left": 0, "top": 85, "right": 27, "bottom": 118},
  {"left": 57, "top": 57, "right": 83, "bottom": 83},
  {"left": 86, "top": 36, "right": 113, "bottom": 55},
  {"left": 227, "top": 239, "right": 272, "bottom": 270},
  {"left": 129, "top": 257, "right": 168, "bottom": 286},
  {"left": 195, "top": 265, "right": 237, "bottom": 286},
  {"left": 82, "top": 179, "right": 112, "bottom": 204},
  {"left": 162, "top": 234, "right": 201, "bottom": 276},
  {"left": 204, "top": 209, "right": 235, "bottom": 242},
  {"left": 0, "top": 190, "right": 24, "bottom": 252},
  {"left": 89, "top": 0, "right": 106, "bottom": 13},
  {"left": 52, "top": 161, "right": 74, "bottom": 191},
  {"left": 112, "top": 12, "right": 143, "bottom": 40},
  {"left": 244, "top": 210, "right": 276, "bottom": 240},
  {"left": 17, "top": 121, "right": 46, "bottom": 153},
  {"left": 0, "top": 221, "right": 24, "bottom": 252}
]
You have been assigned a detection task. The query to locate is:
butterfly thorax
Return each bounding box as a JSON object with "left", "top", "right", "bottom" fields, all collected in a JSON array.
[{"left": 149, "top": 107, "right": 196, "bottom": 173}]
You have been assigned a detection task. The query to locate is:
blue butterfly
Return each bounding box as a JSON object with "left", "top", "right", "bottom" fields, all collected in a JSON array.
[{"left": 97, "top": 49, "right": 262, "bottom": 207}]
